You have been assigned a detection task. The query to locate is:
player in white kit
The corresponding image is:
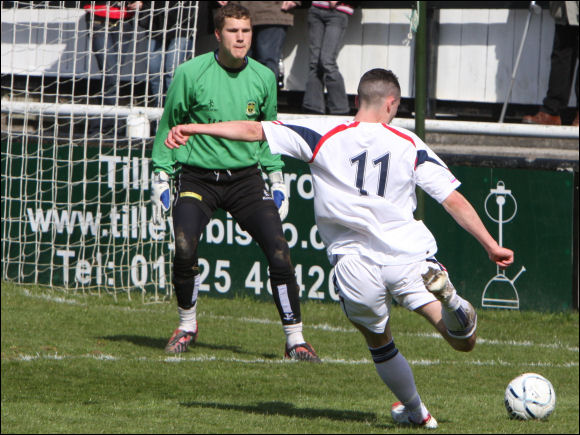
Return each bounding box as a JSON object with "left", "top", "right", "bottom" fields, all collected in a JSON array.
[{"left": 164, "top": 68, "right": 515, "bottom": 429}]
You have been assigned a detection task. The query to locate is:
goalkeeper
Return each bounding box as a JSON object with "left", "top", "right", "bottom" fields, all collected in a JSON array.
[{"left": 151, "top": 3, "right": 319, "bottom": 362}]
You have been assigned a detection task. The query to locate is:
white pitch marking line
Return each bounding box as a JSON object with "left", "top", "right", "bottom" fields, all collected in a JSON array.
[
  {"left": 205, "top": 314, "right": 580, "bottom": 353},
  {"left": 17, "top": 288, "right": 579, "bottom": 353},
  {"left": 10, "top": 353, "right": 579, "bottom": 368},
  {"left": 21, "top": 288, "right": 84, "bottom": 305}
]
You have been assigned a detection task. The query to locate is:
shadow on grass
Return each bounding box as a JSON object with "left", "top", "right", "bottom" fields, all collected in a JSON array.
[
  {"left": 99, "top": 335, "right": 278, "bottom": 359},
  {"left": 100, "top": 335, "right": 166, "bottom": 349},
  {"left": 180, "top": 400, "right": 391, "bottom": 427}
]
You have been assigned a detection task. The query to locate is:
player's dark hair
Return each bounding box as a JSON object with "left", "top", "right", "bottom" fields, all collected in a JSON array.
[
  {"left": 214, "top": 3, "right": 251, "bottom": 31},
  {"left": 357, "top": 69, "right": 401, "bottom": 107}
]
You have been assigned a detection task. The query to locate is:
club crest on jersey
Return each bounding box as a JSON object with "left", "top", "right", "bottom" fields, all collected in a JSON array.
[{"left": 246, "top": 100, "right": 257, "bottom": 117}]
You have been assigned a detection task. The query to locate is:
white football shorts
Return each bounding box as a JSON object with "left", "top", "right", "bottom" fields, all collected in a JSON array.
[{"left": 334, "top": 255, "right": 440, "bottom": 333}]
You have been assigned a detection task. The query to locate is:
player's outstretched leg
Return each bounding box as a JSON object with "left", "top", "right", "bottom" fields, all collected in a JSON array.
[
  {"left": 349, "top": 320, "right": 438, "bottom": 428},
  {"left": 369, "top": 341, "right": 438, "bottom": 429},
  {"left": 422, "top": 265, "right": 477, "bottom": 343}
]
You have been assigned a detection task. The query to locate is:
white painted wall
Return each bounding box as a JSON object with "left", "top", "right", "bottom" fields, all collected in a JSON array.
[
  {"left": 277, "top": 7, "right": 576, "bottom": 106},
  {"left": 434, "top": 8, "right": 564, "bottom": 105}
]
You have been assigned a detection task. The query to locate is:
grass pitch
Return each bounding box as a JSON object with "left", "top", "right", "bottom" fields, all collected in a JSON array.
[{"left": 1, "top": 281, "right": 578, "bottom": 433}]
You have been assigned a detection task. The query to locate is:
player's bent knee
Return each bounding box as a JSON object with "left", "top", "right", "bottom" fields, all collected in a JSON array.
[
  {"left": 174, "top": 231, "right": 200, "bottom": 258},
  {"left": 266, "top": 244, "right": 295, "bottom": 280},
  {"left": 269, "top": 245, "right": 293, "bottom": 269}
]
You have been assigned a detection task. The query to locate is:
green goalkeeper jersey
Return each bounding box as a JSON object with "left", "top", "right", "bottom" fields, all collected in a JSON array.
[{"left": 152, "top": 51, "right": 283, "bottom": 177}]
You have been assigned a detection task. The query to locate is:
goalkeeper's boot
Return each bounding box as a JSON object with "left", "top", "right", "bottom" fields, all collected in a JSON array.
[
  {"left": 391, "top": 402, "right": 438, "bottom": 429},
  {"left": 165, "top": 327, "right": 198, "bottom": 354},
  {"left": 284, "top": 342, "right": 321, "bottom": 363}
]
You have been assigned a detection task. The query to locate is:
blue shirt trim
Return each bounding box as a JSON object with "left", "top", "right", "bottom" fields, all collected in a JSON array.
[
  {"left": 282, "top": 124, "right": 322, "bottom": 153},
  {"left": 416, "top": 150, "right": 444, "bottom": 168}
]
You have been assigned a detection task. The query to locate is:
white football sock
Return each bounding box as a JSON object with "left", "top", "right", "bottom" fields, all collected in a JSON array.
[
  {"left": 435, "top": 276, "right": 477, "bottom": 338},
  {"left": 440, "top": 277, "right": 461, "bottom": 311},
  {"left": 441, "top": 297, "right": 477, "bottom": 338},
  {"left": 371, "top": 343, "right": 428, "bottom": 422},
  {"left": 283, "top": 322, "right": 305, "bottom": 348},
  {"left": 178, "top": 305, "right": 197, "bottom": 333}
]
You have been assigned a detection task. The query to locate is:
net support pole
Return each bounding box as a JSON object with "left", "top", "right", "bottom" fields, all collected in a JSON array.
[
  {"left": 415, "top": 1, "right": 427, "bottom": 141},
  {"left": 414, "top": 1, "right": 427, "bottom": 221}
]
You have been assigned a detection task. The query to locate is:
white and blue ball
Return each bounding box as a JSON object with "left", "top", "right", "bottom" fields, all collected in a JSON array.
[{"left": 504, "top": 373, "right": 556, "bottom": 420}]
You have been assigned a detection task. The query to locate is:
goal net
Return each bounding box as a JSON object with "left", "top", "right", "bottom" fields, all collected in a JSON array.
[{"left": 1, "top": 1, "right": 199, "bottom": 300}]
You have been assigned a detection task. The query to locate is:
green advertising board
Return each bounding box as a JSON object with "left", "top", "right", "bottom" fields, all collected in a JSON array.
[{"left": 1, "top": 135, "right": 576, "bottom": 311}]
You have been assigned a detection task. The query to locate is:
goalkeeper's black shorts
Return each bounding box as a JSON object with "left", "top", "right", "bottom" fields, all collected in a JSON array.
[{"left": 175, "top": 164, "right": 277, "bottom": 222}]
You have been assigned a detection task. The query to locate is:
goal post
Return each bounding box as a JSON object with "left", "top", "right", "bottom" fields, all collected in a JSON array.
[{"left": 1, "top": 1, "right": 199, "bottom": 300}]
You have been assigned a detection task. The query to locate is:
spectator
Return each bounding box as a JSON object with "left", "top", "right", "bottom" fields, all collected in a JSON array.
[
  {"left": 218, "top": 1, "right": 300, "bottom": 88},
  {"left": 83, "top": 1, "right": 137, "bottom": 136},
  {"left": 302, "top": 1, "right": 353, "bottom": 115},
  {"left": 523, "top": 1, "right": 579, "bottom": 126},
  {"left": 131, "top": 1, "right": 197, "bottom": 107}
]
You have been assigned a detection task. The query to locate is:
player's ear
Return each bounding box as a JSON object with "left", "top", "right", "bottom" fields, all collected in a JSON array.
[
  {"left": 383, "top": 95, "right": 392, "bottom": 114},
  {"left": 214, "top": 28, "right": 222, "bottom": 43},
  {"left": 385, "top": 95, "right": 397, "bottom": 118}
]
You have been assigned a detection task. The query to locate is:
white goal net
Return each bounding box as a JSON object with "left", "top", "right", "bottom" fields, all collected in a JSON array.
[{"left": 1, "top": 1, "right": 199, "bottom": 299}]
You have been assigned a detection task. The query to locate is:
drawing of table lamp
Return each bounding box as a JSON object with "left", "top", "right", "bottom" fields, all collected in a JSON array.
[{"left": 481, "top": 181, "right": 526, "bottom": 309}]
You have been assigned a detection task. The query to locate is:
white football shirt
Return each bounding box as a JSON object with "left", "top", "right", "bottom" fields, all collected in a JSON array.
[{"left": 261, "top": 119, "right": 461, "bottom": 265}]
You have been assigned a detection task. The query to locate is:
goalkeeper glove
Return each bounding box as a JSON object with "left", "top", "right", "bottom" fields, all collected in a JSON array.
[
  {"left": 152, "top": 171, "right": 171, "bottom": 222},
  {"left": 268, "top": 171, "right": 289, "bottom": 221}
]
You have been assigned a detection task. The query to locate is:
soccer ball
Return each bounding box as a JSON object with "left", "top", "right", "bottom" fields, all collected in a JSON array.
[{"left": 504, "top": 373, "right": 556, "bottom": 420}]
